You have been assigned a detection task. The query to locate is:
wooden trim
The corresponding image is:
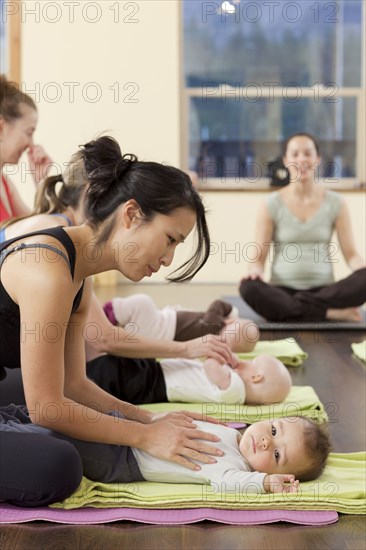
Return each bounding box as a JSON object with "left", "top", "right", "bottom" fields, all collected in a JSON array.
[
  {"left": 187, "top": 86, "right": 363, "bottom": 99},
  {"left": 198, "top": 186, "right": 366, "bottom": 193},
  {"left": 197, "top": 178, "right": 366, "bottom": 193},
  {"left": 178, "top": 2, "right": 187, "bottom": 169},
  {"left": 358, "top": 1, "right": 366, "bottom": 182},
  {"left": 8, "top": 0, "right": 21, "bottom": 83}
]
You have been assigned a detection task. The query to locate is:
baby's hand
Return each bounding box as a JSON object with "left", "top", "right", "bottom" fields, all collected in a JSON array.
[{"left": 263, "top": 474, "right": 299, "bottom": 494}]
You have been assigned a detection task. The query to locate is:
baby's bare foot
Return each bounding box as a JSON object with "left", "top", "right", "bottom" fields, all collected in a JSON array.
[{"left": 326, "top": 307, "right": 362, "bottom": 322}]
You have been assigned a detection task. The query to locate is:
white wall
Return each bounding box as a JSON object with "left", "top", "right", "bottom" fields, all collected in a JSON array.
[
  {"left": 7, "top": 0, "right": 181, "bottom": 191},
  {"left": 9, "top": 1, "right": 366, "bottom": 284}
]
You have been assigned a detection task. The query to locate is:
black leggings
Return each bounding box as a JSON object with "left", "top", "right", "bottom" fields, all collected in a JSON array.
[
  {"left": 0, "top": 430, "right": 82, "bottom": 508},
  {"left": 0, "top": 404, "right": 143, "bottom": 508},
  {"left": 239, "top": 268, "right": 366, "bottom": 322},
  {"left": 0, "top": 378, "right": 83, "bottom": 507}
]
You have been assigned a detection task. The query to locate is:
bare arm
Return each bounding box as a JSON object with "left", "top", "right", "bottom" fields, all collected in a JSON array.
[
  {"left": 246, "top": 200, "right": 274, "bottom": 279},
  {"left": 335, "top": 200, "right": 365, "bottom": 271},
  {"left": 86, "top": 291, "right": 233, "bottom": 364}
]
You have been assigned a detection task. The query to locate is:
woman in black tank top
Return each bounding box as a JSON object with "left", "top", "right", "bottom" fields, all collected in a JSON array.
[{"left": 0, "top": 136, "right": 224, "bottom": 507}]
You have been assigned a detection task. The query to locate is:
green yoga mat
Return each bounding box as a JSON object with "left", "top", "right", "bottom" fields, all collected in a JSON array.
[
  {"left": 239, "top": 338, "right": 307, "bottom": 367},
  {"left": 52, "top": 452, "right": 366, "bottom": 515},
  {"left": 138, "top": 385, "right": 328, "bottom": 424}
]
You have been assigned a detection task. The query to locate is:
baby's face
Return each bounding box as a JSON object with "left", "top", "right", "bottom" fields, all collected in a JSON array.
[{"left": 239, "top": 418, "right": 308, "bottom": 475}]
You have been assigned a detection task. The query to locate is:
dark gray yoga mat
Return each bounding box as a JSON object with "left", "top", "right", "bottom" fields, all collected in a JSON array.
[{"left": 222, "top": 296, "right": 366, "bottom": 331}]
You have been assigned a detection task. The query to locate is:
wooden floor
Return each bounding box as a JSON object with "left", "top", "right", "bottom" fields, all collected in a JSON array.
[{"left": 1, "top": 284, "right": 365, "bottom": 550}]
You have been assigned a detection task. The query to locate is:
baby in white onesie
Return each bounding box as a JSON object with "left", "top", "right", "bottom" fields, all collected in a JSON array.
[
  {"left": 161, "top": 353, "right": 292, "bottom": 405},
  {"left": 86, "top": 353, "right": 292, "bottom": 406},
  {"left": 132, "top": 416, "right": 331, "bottom": 494}
]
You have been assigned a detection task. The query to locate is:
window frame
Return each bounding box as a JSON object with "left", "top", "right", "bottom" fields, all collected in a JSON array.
[
  {"left": 180, "top": 1, "right": 366, "bottom": 191},
  {"left": 2, "top": 0, "right": 21, "bottom": 83}
]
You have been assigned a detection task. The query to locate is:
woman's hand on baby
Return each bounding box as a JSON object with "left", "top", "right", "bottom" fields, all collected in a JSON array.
[
  {"left": 184, "top": 334, "right": 232, "bottom": 364},
  {"left": 149, "top": 410, "right": 222, "bottom": 427},
  {"left": 28, "top": 145, "right": 53, "bottom": 184},
  {"left": 149, "top": 410, "right": 203, "bottom": 427},
  {"left": 263, "top": 474, "right": 299, "bottom": 494},
  {"left": 140, "top": 420, "right": 224, "bottom": 470}
]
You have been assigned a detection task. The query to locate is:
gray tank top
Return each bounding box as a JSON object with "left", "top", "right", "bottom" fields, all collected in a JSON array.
[{"left": 267, "top": 190, "right": 342, "bottom": 289}]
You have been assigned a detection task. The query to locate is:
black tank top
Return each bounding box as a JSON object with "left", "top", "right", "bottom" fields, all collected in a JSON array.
[{"left": 0, "top": 226, "right": 84, "bottom": 379}]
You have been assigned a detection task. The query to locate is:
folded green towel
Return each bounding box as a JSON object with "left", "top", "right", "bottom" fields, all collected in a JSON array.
[
  {"left": 239, "top": 338, "right": 307, "bottom": 367},
  {"left": 352, "top": 342, "right": 366, "bottom": 363},
  {"left": 139, "top": 386, "right": 328, "bottom": 424},
  {"left": 52, "top": 452, "right": 365, "bottom": 515}
]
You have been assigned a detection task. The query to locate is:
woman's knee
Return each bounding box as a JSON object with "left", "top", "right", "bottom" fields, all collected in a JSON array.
[
  {"left": 239, "top": 278, "right": 261, "bottom": 303},
  {"left": 0, "top": 433, "right": 83, "bottom": 507},
  {"left": 353, "top": 267, "right": 366, "bottom": 290},
  {"left": 41, "top": 438, "right": 83, "bottom": 504}
]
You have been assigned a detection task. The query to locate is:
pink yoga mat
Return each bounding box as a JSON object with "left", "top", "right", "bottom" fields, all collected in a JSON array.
[
  {"left": 0, "top": 504, "right": 338, "bottom": 525},
  {"left": 226, "top": 422, "right": 247, "bottom": 429}
]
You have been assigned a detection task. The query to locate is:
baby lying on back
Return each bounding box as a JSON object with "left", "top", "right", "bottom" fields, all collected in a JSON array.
[
  {"left": 53, "top": 414, "right": 331, "bottom": 494},
  {"left": 86, "top": 353, "right": 293, "bottom": 406},
  {"left": 163, "top": 353, "right": 292, "bottom": 405},
  {"left": 132, "top": 416, "right": 331, "bottom": 494}
]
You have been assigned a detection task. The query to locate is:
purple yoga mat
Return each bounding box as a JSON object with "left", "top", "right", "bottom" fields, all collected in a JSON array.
[{"left": 0, "top": 504, "right": 338, "bottom": 525}]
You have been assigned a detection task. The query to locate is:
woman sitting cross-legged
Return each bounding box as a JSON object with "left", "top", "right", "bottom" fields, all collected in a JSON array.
[{"left": 239, "top": 133, "right": 366, "bottom": 322}]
